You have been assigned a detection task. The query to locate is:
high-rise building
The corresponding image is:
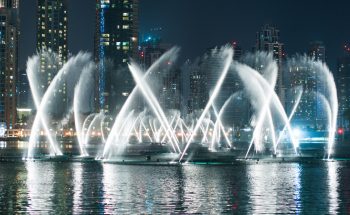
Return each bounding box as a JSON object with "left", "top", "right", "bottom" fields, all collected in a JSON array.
[
  {"left": 308, "top": 41, "right": 326, "bottom": 62},
  {"left": 0, "top": 0, "right": 19, "bottom": 129},
  {"left": 308, "top": 41, "right": 327, "bottom": 127},
  {"left": 231, "top": 41, "right": 249, "bottom": 127},
  {"left": 36, "top": 0, "right": 68, "bottom": 117},
  {"left": 17, "top": 69, "right": 31, "bottom": 109},
  {"left": 138, "top": 35, "right": 180, "bottom": 110},
  {"left": 188, "top": 60, "right": 207, "bottom": 113},
  {"left": 95, "top": 0, "right": 139, "bottom": 113},
  {"left": 188, "top": 44, "right": 249, "bottom": 126},
  {"left": 337, "top": 46, "right": 350, "bottom": 127},
  {"left": 286, "top": 42, "right": 328, "bottom": 130},
  {"left": 138, "top": 35, "right": 169, "bottom": 68},
  {"left": 16, "top": 69, "right": 32, "bottom": 127},
  {"left": 160, "top": 68, "right": 181, "bottom": 110},
  {"left": 286, "top": 62, "right": 317, "bottom": 128},
  {"left": 232, "top": 41, "right": 243, "bottom": 61},
  {"left": 256, "top": 24, "right": 285, "bottom": 106}
]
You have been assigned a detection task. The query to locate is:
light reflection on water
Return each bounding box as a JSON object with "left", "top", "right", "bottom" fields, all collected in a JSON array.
[
  {"left": 0, "top": 161, "right": 349, "bottom": 214},
  {"left": 328, "top": 161, "right": 339, "bottom": 214},
  {"left": 26, "top": 162, "right": 54, "bottom": 214},
  {"left": 248, "top": 163, "right": 302, "bottom": 214},
  {"left": 73, "top": 163, "right": 83, "bottom": 214}
]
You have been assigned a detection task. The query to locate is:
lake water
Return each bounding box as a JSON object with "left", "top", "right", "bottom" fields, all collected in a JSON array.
[{"left": 0, "top": 160, "right": 350, "bottom": 214}]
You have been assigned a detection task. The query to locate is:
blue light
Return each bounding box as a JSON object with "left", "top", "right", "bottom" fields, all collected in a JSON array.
[
  {"left": 145, "top": 36, "right": 152, "bottom": 42},
  {"left": 99, "top": 7, "right": 106, "bottom": 109}
]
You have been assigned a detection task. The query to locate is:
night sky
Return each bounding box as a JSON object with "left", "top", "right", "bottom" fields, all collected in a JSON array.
[{"left": 19, "top": 0, "right": 350, "bottom": 71}]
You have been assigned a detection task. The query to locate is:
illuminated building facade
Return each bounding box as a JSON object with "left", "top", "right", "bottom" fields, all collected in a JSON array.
[
  {"left": 188, "top": 59, "right": 207, "bottom": 113},
  {"left": 308, "top": 41, "right": 327, "bottom": 127},
  {"left": 286, "top": 63, "right": 317, "bottom": 128},
  {"left": 337, "top": 46, "right": 350, "bottom": 127},
  {"left": 95, "top": 0, "right": 139, "bottom": 113},
  {"left": 36, "top": 0, "right": 68, "bottom": 117},
  {"left": 0, "top": 0, "right": 19, "bottom": 129}
]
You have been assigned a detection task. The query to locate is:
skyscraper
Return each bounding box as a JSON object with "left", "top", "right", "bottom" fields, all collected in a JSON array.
[
  {"left": 308, "top": 41, "right": 327, "bottom": 127},
  {"left": 232, "top": 41, "right": 243, "bottom": 61},
  {"left": 286, "top": 42, "right": 328, "bottom": 130},
  {"left": 138, "top": 35, "right": 180, "bottom": 110},
  {"left": 308, "top": 41, "right": 326, "bottom": 62},
  {"left": 286, "top": 61, "right": 317, "bottom": 128},
  {"left": 337, "top": 46, "right": 350, "bottom": 127},
  {"left": 188, "top": 60, "right": 207, "bottom": 113},
  {"left": 17, "top": 69, "right": 31, "bottom": 109},
  {"left": 0, "top": 0, "right": 19, "bottom": 129},
  {"left": 256, "top": 24, "right": 285, "bottom": 106},
  {"left": 36, "top": 0, "right": 68, "bottom": 117},
  {"left": 95, "top": 0, "right": 139, "bottom": 113},
  {"left": 231, "top": 41, "right": 249, "bottom": 127},
  {"left": 139, "top": 35, "right": 169, "bottom": 69}
]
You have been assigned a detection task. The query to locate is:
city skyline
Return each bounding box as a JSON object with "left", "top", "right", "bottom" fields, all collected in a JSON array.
[
  {"left": 1, "top": 3, "right": 350, "bottom": 214},
  {"left": 11, "top": 0, "right": 350, "bottom": 129},
  {"left": 19, "top": 0, "right": 350, "bottom": 71}
]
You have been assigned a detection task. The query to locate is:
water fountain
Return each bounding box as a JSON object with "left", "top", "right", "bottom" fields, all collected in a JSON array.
[{"left": 22, "top": 45, "right": 338, "bottom": 162}]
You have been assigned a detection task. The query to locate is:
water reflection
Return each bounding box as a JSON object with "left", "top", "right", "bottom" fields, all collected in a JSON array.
[
  {"left": 79, "top": 163, "right": 104, "bottom": 214},
  {"left": 247, "top": 163, "right": 302, "bottom": 214},
  {"left": 73, "top": 163, "right": 83, "bottom": 214},
  {"left": 26, "top": 162, "right": 55, "bottom": 214},
  {"left": 0, "top": 161, "right": 349, "bottom": 213},
  {"left": 0, "top": 163, "right": 27, "bottom": 213},
  {"left": 327, "top": 161, "right": 339, "bottom": 214},
  {"left": 102, "top": 164, "right": 181, "bottom": 213},
  {"left": 179, "top": 165, "right": 239, "bottom": 213},
  {"left": 0, "top": 141, "right": 6, "bottom": 148}
]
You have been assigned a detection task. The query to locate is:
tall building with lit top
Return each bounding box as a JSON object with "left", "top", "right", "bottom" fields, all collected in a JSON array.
[
  {"left": 36, "top": 0, "right": 68, "bottom": 117},
  {"left": 95, "top": 0, "right": 139, "bottom": 113},
  {"left": 0, "top": 0, "right": 19, "bottom": 129}
]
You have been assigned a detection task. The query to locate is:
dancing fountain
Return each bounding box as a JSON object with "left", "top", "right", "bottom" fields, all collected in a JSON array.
[{"left": 22, "top": 45, "right": 338, "bottom": 162}]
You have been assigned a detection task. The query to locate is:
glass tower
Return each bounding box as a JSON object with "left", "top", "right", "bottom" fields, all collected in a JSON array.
[
  {"left": 36, "top": 0, "right": 68, "bottom": 118},
  {"left": 95, "top": 0, "right": 139, "bottom": 113},
  {"left": 0, "top": 0, "right": 19, "bottom": 129}
]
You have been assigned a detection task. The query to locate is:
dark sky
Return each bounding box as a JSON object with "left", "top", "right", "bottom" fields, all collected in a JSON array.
[{"left": 19, "top": 0, "right": 350, "bottom": 71}]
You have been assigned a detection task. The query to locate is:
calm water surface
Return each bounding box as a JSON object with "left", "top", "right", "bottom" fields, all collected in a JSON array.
[{"left": 0, "top": 161, "right": 350, "bottom": 214}]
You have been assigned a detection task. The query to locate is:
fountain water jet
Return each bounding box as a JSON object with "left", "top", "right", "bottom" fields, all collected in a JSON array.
[
  {"left": 128, "top": 63, "right": 181, "bottom": 153},
  {"left": 23, "top": 46, "right": 339, "bottom": 161},
  {"left": 74, "top": 62, "right": 95, "bottom": 156},
  {"left": 102, "top": 47, "right": 181, "bottom": 159},
  {"left": 27, "top": 52, "right": 94, "bottom": 158},
  {"left": 180, "top": 46, "right": 233, "bottom": 161}
]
